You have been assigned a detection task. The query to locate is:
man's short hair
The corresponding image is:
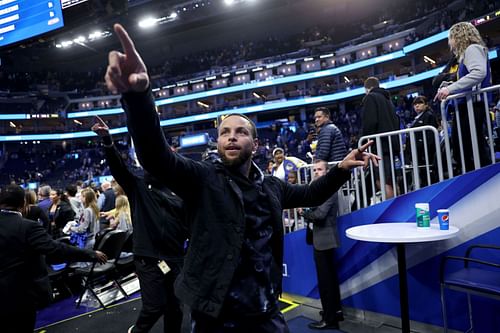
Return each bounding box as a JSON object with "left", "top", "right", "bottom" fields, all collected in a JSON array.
[
  {"left": 314, "top": 107, "right": 331, "bottom": 118},
  {"left": 0, "top": 184, "right": 25, "bottom": 209},
  {"left": 364, "top": 77, "right": 380, "bottom": 90},
  {"left": 65, "top": 184, "right": 78, "bottom": 197},
  {"left": 38, "top": 185, "right": 51, "bottom": 197},
  {"left": 313, "top": 159, "right": 328, "bottom": 166},
  {"left": 220, "top": 113, "right": 258, "bottom": 139}
]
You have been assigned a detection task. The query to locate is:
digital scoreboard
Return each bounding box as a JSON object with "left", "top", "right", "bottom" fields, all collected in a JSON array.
[{"left": 0, "top": 0, "right": 64, "bottom": 48}]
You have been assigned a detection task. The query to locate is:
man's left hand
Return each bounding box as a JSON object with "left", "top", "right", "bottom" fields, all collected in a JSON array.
[{"left": 338, "top": 140, "right": 380, "bottom": 170}]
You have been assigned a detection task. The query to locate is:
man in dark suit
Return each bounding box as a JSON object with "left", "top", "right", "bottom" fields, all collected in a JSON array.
[
  {"left": 302, "top": 160, "right": 344, "bottom": 330},
  {"left": 0, "top": 185, "right": 107, "bottom": 333}
]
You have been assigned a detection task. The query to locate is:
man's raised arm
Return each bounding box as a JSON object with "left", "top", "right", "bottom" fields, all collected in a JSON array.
[{"left": 104, "top": 24, "right": 204, "bottom": 197}]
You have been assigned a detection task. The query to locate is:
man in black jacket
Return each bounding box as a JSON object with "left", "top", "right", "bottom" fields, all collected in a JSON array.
[
  {"left": 105, "top": 23, "right": 379, "bottom": 333},
  {"left": 314, "top": 107, "right": 347, "bottom": 163},
  {"left": 362, "top": 77, "right": 401, "bottom": 199},
  {"left": 92, "top": 117, "right": 188, "bottom": 333},
  {"left": 0, "top": 185, "right": 107, "bottom": 333}
]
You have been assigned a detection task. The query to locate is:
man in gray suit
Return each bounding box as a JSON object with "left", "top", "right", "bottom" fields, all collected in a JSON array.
[{"left": 302, "top": 159, "right": 343, "bottom": 330}]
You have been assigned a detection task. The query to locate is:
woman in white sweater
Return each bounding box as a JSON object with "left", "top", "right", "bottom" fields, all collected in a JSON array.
[
  {"left": 435, "top": 21, "right": 492, "bottom": 172},
  {"left": 70, "top": 188, "right": 100, "bottom": 249}
]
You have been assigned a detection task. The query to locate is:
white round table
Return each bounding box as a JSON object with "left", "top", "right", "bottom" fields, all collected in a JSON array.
[
  {"left": 346, "top": 222, "right": 459, "bottom": 333},
  {"left": 346, "top": 222, "right": 459, "bottom": 243}
]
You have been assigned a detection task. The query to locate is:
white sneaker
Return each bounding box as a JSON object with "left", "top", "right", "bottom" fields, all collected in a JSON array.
[{"left": 127, "top": 325, "right": 134, "bottom": 333}]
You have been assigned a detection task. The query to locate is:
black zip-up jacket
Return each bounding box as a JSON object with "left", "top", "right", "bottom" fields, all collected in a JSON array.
[
  {"left": 121, "top": 90, "right": 351, "bottom": 318},
  {"left": 361, "top": 87, "right": 401, "bottom": 154},
  {"left": 102, "top": 142, "right": 188, "bottom": 261}
]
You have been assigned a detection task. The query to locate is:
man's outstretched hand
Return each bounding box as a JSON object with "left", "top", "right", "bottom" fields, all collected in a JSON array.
[
  {"left": 337, "top": 141, "right": 380, "bottom": 170},
  {"left": 91, "top": 116, "right": 110, "bottom": 137},
  {"left": 105, "top": 24, "right": 149, "bottom": 94}
]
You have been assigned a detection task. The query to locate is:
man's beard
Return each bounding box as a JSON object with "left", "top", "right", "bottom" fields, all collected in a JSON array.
[{"left": 218, "top": 147, "right": 253, "bottom": 167}]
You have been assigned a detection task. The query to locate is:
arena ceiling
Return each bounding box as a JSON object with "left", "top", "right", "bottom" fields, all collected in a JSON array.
[{"left": 2, "top": 0, "right": 410, "bottom": 72}]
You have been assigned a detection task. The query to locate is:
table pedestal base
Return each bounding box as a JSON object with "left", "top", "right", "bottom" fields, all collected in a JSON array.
[{"left": 397, "top": 244, "right": 410, "bottom": 333}]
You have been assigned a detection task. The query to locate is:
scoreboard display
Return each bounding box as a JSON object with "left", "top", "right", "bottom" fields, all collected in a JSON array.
[{"left": 0, "top": 0, "right": 64, "bottom": 48}]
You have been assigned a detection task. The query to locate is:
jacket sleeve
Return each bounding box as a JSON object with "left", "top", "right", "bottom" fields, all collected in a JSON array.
[
  {"left": 70, "top": 208, "right": 91, "bottom": 233},
  {"left": 281, "top": 165, "right": 350, "bottom": 209},
  {"left": 104, "top": 144, "right": 135, "bottom": 195},
  {"left": 315, "top": 126, "right": 331, "bottom": 161},
  {"left": 121, "top": 89, "right": 208, "bottom": 199},
  {"left": 447, "top": 45, "right": 488, "bottom": 94},
  {"left": 361, "top": 95, "right": 378, "bottom": 136},
  {"left": 26, "top": 220, "right": 97, "bottom": 262},
  {"left": 55, "top": 203, "right": 75, "bottom": 228},
  {"left": 302, "top": 194, "right": 337, "bottom": 223}
]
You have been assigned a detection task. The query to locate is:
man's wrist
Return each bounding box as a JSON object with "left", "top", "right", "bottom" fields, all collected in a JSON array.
[{"left": 102, "top": 135, "right": 113, "bottom": 147}]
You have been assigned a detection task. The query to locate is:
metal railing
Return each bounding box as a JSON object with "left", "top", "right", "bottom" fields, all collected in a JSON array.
[
  {"left": 281, "top": 84, "right": 499, "bottom": 232},
  {"left": 440, "top": 85, "right": 497, "bottom": 176},
  {"left": 357, "top": 125, "right": 443, "bottom": 208}
]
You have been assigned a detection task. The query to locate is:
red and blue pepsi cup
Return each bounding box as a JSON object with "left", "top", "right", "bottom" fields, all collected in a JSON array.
[{"left": 437, "top": 209, "right": 450, "bottom": 230}]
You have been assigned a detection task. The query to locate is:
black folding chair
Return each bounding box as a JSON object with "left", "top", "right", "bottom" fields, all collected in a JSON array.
[
  {"left": 75, "top": 230, "right": 129, "bottom": 308},
  {"left": 440, "top": 244, "right": 500, "bottom": 333},
  {"left": 116, "top": 231, "right": 134, "bottom": 273}
]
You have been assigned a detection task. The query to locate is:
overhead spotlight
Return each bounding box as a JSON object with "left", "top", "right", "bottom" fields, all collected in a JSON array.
[
  {"left": 138, "top": 17, "right": 158, "bottom": 28},
  {"left": 224, "top": 0, "right": 235, "bottom": 5},
  {"left": 73, "top": 36, "right": 86, "bottom": 43},
  {"left": 61, "top": 40, "right": 73, "bottom": 47},
  {"left": 88, "top": 31, "right": 102, "bottom": 40},
  {"left": 169, "top": 12, "right": 178, "bottom": 19}
]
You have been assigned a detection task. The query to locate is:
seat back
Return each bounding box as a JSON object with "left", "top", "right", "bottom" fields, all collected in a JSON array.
[
  {"left": 97, "top": 230, "right": 128, "bottom": 261},
  {"left": 121, "top": 230, "right": 133, "bottom": 253},
  {"left": 94, "top": 227, "right": 114, "bottom": 250}
]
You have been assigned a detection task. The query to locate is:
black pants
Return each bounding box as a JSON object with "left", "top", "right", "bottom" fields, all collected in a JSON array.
[
  {"left": 452, "top": 102, "right": 492, "bottom": 173},
  {"left": 191, "top": 310, "right": 289, "bottom": 333},
  {"left": 132, "top": 257, "right": 183, "bottom": 333},
  {"left": 313, "top": 248, "right": 342, "bottom": 324}
]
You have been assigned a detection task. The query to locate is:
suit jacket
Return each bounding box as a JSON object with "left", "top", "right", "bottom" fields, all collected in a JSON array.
[
  {"left": 303, "top": 192, "right": 339, "bottom": 251},
  {"left": 0, "top": 211, "right": 97, "bottom": 316},
  {"left": 49, "top": 201, "right": 76, "bottom": 230}
]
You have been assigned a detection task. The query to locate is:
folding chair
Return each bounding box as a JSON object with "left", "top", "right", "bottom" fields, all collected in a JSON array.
[
  {"left": 75, "top": 229, "right": 129, "bottom": 308},
  {"left": 440, "top": 244, "right": 500, "bottom": 333}
]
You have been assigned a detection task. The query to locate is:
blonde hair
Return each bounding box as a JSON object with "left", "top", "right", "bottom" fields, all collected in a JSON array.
[
  {"left": 449, "top": 22, "right": 485, "bottom": 61},
  {"left": 81, "top": 188, "right": 99, "bottom": 218},
  {"left": 115, "top": 195, "right": 132, "bottom": 226}
]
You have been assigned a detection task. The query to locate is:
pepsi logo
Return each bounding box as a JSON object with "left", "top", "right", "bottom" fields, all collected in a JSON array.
[{"left": 441, "top": 215, "right": 449, "bottom": 221}]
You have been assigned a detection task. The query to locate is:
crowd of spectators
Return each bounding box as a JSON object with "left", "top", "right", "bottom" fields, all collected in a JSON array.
[{"left": 1, "top": 0, "right": 497, "bottom": 99}]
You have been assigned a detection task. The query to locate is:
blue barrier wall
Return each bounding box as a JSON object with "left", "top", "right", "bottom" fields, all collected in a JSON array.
[{"left": 283, "top": 163, "right": 500, "bottom": 332}]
